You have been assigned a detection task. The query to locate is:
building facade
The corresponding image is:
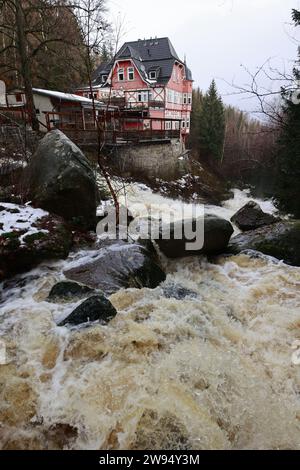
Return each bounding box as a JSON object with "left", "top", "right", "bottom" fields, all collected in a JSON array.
[{"left": 76, "top": 37, "right": 193, "bottom": 142}]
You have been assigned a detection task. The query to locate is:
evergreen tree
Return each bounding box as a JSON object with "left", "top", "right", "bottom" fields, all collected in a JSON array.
[
  {"left": 100, "top": 43, "right": 114, "bottom": 63},
  {"left": 189, "top": 87, "right": 203, "bottom": 151},
  {"left": 198, "top": 80, "right": 225, "bottom": 161},
  {"left": 275, "top": 10, "right": 300, "bottom": 217}
]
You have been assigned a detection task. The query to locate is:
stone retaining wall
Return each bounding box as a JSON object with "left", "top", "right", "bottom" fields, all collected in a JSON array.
[{"left": 111, "top": 139, "right": 186, "bottom": 180}]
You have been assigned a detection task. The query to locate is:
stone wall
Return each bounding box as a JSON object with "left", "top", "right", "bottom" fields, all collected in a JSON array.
[{"left": 111, "top": 139, "right": 186, "bottom": 180}]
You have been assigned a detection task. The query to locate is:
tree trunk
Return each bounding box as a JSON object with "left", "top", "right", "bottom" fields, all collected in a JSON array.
[{"left": 15, "top": 0, "right": 39, "bottom": 131}]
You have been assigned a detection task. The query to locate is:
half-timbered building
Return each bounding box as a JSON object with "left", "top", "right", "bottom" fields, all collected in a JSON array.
[{"left": 76, "top": 37, "right": 193, "bottom": 143}]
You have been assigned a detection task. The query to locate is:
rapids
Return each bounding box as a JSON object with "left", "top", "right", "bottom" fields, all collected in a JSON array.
[{"left": 0, "top": 185, "right": 299, "bottom": 450}]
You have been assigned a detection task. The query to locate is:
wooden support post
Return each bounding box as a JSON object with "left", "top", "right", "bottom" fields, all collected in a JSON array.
[{"left": 82, "top": 108, "right": 86, "bottom": 130}]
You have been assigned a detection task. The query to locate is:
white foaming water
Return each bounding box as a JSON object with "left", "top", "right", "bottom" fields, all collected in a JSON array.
[
  {"left": 0, "top": 186, "right": 299, "bottom": 450},
  {"left": 119, "top": 184, "right": 278, "bottom": 227}
]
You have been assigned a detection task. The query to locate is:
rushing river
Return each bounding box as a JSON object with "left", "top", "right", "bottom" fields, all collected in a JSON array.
[{"left": 0, "top": 185, "right": 300, "bottom": 450}]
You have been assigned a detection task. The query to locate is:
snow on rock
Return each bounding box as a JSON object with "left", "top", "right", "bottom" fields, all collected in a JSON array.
[
  {"left": 0, "top": 203, "right": 73, "bottom": 280},
  {"left": 0, "top": 202, "right": 49, "bottom": 243}
]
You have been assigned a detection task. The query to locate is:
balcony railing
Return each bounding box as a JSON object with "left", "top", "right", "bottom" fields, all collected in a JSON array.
[
  {"left": 101, "top": 97, "right": 165, "bottom": 110},
  {"left": 57, "top": 128, "right": 180, "bottom": 146},
  {"left": 44, "top": 112, "right": 182, "bottom": 146}
]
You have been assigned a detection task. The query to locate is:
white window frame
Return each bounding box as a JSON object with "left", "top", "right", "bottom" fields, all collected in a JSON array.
[
  {"left": 167, "top": 89, "right": 175, "bottom": 103},
  {"left": 118, "top": 68, "right": 125, "bottom": 81},
  {"left": 101, "top": 75, "right": 108, "bottom": 83},
  {"left": 165, "top": 121, "right": 172, "bottom": 130},
  {"left": 186, "top": 118, "right": 190, "bottom": 129},
  {"left": 138, "top": 91, "right": 149, "bottom": 103},
  {"left": 188, "top": 93, "right": 192, "bottom": 105},
  {"left": 183, "top": 93, "right": 187, "bottom": 105},
  {"left": 149, "top": 71, "right": 157, "bottom": 80},
  {"left": 127, "top": 67, "right": 135, "bottom": 81}
]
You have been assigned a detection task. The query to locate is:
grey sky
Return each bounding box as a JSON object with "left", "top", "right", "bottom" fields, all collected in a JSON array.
[{"left": 108, "top": 0, "right": 300, "bottom": 113}]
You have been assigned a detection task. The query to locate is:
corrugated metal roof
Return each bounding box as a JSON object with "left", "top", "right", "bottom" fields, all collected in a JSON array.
[
  {"left": 33, "top": 88, "right": 101, "bottom": 104},
  {"left": 32, "top": 88, "right": 117, "bottom": 110}
]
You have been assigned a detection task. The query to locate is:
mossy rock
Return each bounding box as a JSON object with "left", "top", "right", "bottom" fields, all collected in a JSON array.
[
  {"left": 228, "top": 220, "right": 300, "bottom": 266},
  {"left": 0, "top": 212, "right": 72, "bottom": 281},
  {"left": 23, "top": 232, "right": 47, "bottom": 244}
]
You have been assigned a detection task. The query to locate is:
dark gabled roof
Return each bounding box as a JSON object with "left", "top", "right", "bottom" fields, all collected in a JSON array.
[
  {"left": 92, "top": 61, "right": 113, "bottom": 86},
  {"left": 141, "top": 59, "right": 176, "bottom": 85},
  {"left": 117, "top": 37, "right": 180, "bottom": 62},
  {"left": 118, "top": 45, "right": 142, "bottom": 61},
  {"left": 186, "top": 66, "right": 193, "bottom": 81},
  {"left": 91, "top": 37, "right": 192, "bottom": 87}
]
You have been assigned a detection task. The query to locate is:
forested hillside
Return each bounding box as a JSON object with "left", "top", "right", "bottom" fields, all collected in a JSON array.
[
  {"left": 0, "top": 0, "right": 88, "bottom": 91},
  {"left": 189, "top": 9, "right": 300, "bottom": 215}
]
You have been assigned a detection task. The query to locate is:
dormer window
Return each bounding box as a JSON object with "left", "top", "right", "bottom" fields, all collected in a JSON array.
[
  {"left": 118, "top": 68, "right": 124, "bottom": 81},
  {"left": 101, "top": 75, "right": 108, "bottom": 83},
  {"left": 128, "top": 67, "right": 135, "bottom": 81},
  {"left": 149, "top": 71, "right": 157, "bottom": 80}
]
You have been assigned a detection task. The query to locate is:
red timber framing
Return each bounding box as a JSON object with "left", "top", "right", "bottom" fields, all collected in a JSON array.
[{"left": 76, "top": 37, "right": 193, "bottom": 144}]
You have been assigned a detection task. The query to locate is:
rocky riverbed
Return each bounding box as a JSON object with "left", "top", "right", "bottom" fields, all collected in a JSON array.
[{"left": 1, "top": 180, "right": 300, "bottom": 450}]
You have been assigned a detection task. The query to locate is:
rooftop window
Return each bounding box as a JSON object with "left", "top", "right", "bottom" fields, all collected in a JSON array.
[{"left": 149, "top": 71, "right": 157, "bottom": 80}]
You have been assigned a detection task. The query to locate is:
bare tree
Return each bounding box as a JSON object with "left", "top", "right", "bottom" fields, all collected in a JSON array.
[
  {"left": 0, "top": 0, "right": 87, "bottom": 129},
  {"left": 1, "top": 0, "right": 39, "bottom": 129},
  {"left": 71, "top": 0, "right": 124, "bottom": 224},
  {"left": 225, "top": 60, "right": 295, "bottom": 127}
]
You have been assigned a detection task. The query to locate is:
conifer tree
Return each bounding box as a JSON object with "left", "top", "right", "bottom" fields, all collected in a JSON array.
[
  {"left": 275, "top": 9, "right": 300, "bottom": 217},
  {"left": 189, "top": 87, "right": 203, "bottom": 151},
  {"left": 198, "top": 79, "right": 225, "bottom": 161}
]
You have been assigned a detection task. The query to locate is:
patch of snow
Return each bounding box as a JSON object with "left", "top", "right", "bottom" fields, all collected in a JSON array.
[{"left": 0, "top": 203, "right": 49, "bottom": 243}]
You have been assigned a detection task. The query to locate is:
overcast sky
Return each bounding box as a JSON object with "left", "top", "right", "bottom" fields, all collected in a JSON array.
[{"left": 108, "top": 0, "right": 300, "bottom": 113}]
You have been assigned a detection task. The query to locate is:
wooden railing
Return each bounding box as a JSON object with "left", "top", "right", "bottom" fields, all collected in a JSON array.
[
  {"left": 57, "top": 128, "right": 180, "bottom": 146},
  {"left": 0, "top": 107, "right": 27, "bottom": 125},
  {"left": 101, "top": 97, "right": 165, "bottom": 110},
  {"left": 0, "top": 107, "right": 48, "bottom": 131},
  {"left": 44, "top": 111, "right": 182, "bottom": 145},
  {"left": 45, "top": 111, "right": 96, "bottom": 131}
]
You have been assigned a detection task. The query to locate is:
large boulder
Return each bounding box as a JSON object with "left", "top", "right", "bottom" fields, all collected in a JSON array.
[
  {"left": 228, "top": 220, "right": 300, "bottom": 266},
  {"left": 64, "top": 240, "right": 166, "bottom": 295},
  {"left": 0, "top": 203, "right": 72, "bottom": 280},
  {"left": 231, "top": 201, "right": 278, "bottom": 231},
  {"left": 58, "top": 295, "right": 117, "bottom": 327},
  {"left": 152, "top": 215, "right": 234, "bottom": 258},
  {"left": 26, "top": 130, "right": 97, "bottom": 230}
]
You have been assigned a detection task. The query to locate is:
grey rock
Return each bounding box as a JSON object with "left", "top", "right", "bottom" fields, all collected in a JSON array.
[
  {"left": 47, "top": 280, "right": 95, "bottom": 303},
  {"left": 231, "top": 201, "right": 278, "bottom": 231},
  {"left": 152, "top": 215, "right": 234, "bottom": 258},
  {"left": 0, "top": 210, "right": 72, "bottom": 281},
  {"left": 163, "top": 284, "right": 198, "bottom": 300},
  {"left": 58, "top": 294, "right": 117, "bottom": 326},
  {"left": 228, "top": 220, "right": 300, "bottom": 266},
  {"left": 26, "top": 130, "right": 97, "bottom": 230},
  {"left": 64, "top": 241, "right": 166, "bottom": 295}
]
